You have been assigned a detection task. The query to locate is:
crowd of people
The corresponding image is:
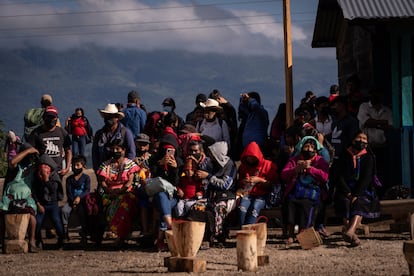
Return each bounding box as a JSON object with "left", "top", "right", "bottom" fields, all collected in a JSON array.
[{"left": 1, "top": 75, "right": 393, "bottom": 252}]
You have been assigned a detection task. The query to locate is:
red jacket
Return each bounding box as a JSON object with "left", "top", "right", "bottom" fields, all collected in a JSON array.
[{"left": 238, "top": 141, "right": 278, "bottom": 196}]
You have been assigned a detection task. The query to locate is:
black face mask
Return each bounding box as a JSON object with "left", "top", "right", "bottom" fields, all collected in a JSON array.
[
  {"left": 301, "top": 150, "right": 315, "bottom": 160},
  {"left": 73, "top": 168, "right": 83, "bottom": 175},
  {"left": 192, "top": 153, "right": 202, "bottom": 161},
  {"left": 45, "top": 118, "right": 57, "bottom": 129},
  {"left": 352, "top": 141, "right": 367, "bottom": 151},
  {"left": 246, "top": 160, "right": 259, "bottom": 167},
  {"left": 320, "top": 106, "right": 330, "bottom": 116},
  {"left": 104, "top": 118, "right": 115, "bottom": 128},
  {"left": 136, "top": 149, "right": 148, "bottom": 156},
  {"left": 112, "top": 151, "right": 122, "bottom": 160}
]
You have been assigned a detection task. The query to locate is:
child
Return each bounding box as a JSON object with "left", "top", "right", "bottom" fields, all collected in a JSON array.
[
  {"left": 61, "top": 155, "right": 90, "bottom": 242},
  {"left": 33, "top": 154, "right": 65, "bottom": 249}
]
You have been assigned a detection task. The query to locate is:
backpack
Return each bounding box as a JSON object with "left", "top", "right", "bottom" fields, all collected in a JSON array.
[
  {"left": 23, "top": 108, "right": 44, "bottom": 141},
  {"left": 144, "top": 111, "right": 165, "bottom": 142}
]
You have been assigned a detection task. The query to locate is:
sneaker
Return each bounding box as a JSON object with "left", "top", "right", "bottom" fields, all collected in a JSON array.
[
  {"left": 46, "top": 228, "right": 57, "bottom": 239},
  {"left": 29, "top": 243, "right": 40, "bottom": 253}
]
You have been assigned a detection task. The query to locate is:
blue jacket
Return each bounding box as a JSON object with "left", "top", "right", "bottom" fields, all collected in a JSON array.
[
  {"left": 121, "top": 103, "right": 147, "bottom": 139},
  {"left": 239, "top": 98, "right": 269, "bottom": 148}
]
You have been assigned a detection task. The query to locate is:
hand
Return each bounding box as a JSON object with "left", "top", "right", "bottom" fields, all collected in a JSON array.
[
  {"left": 73, "top": 196, "right": 80, "bottom": 206},
  {"left": 195, "top": 170, "right": 209, "bottom": 179},
  {"left": 177, "top": 189, "right": 184, "bottom": 198},
  {"left": 37, "top": 203, "right": 45, "bottom": 214},
  {"left": 59, "top": 167, "right": 70, "bottom": 177},
  {"left": 165, "top": 155, "right": 177, "bottom": 168}
]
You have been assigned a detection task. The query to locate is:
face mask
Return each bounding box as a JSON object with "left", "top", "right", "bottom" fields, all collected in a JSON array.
[
  {"left": 320, "top": 106, "right": 330, "bottom": 116},
  {"left": 163, "top": 106, "right": 173, "bottom": 113},
  {"left": 301, "top": 150, "right": 315, "bottom": 160},
  {"left": 136, "top": 149, "right": 148, "bottom": 156},
  {"left": 112, "top": 151, "right": 122, "bottom": 160},
  {"left": 246, "top": 160, "right": 259, "bottom": 167},
  {"left": 192, "top": 153, "right": 201, "bottom": 161},
  {"left": 45, "top": 118, "right": 57, "bottom": 129},
  {"left": 73, "top": 168, "right": 83, "bottom": 175},
  {"left": 352, "top": 140, "right": 367, "bottom": 151},
  {"left": 104, "top": 118, "right": 115, "bottom": 127}
]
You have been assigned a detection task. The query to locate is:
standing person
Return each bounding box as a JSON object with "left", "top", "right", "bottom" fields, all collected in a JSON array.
[
  {"left": 121, "top": 90, "right": 147, "bottom": 139},
  {"left": 65, "top": 108, "right": 93, "bottom": 157},
  {"left": 238, "top": 92, "right": 269, "bottom": 149},
  {"left": 195, "top": 141, "right": 237, "bottom": 244},
  {"left": 329, "top": 96, "right": 359, "bottom": 160},
  {"left": 281, "top": 136, "right": 329, "bottom": 245},
  {"left": 185, "top": 93, "right": 207, "bottom": 127},
  {"left": 328, "top": 84, "right": 340, "bottom": 103},
  {"left": 357, "top": 89, "right": 393, "bottom": 196},
  {"left": 332, "top": 131, "right": 380, "bottom": 246},
  {"left": 61, "top": 155, "right": 90, "bottom": 243},
  {"left": 92, "top": 104, "right": 135, "bottom": 172},
  {"left": 161, "top": 97, "right": 185, "bottom": 131},
  {"left": 23, "top": 94, "right": 57, "bottom": 141},
  {"left": 27, "top": 105, "right": 72, "bottom": 178},
  {"left": 96, "top": 139, "right": 140, "bottom": 246},
  {"left": 310, "top": 96, "right": 333, "bottom": 137},
  {"left": 32, "top": 154, "right": 65, "bottom": 249},
  {"left": 197, "top": 99, "right": 231, "bottom": 148},
  {"left": 237, "top": 141, "right": 278, "bottom": 226},
  {"left": 209, "top": 89, "right": 238, "bottom": 159}
]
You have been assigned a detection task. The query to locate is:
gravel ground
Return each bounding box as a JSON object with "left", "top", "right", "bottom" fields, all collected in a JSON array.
[{"left": 0, "top": 223, "right": 410, "bottom": 276}]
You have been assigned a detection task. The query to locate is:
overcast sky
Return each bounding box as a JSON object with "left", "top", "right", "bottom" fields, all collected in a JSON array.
[{"left": 0, "top": 0, "right": 334, "bottom": 58}]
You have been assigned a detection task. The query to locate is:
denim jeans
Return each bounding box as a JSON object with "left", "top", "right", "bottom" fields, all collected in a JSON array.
[
  {"left": 72, "top": 135, "right": 87, "bottom": 156},
  {"left": 239, "top": 195, "right": 266, "bottom": 225},
  {"left": 153, "top": 192, "right": 177, "bottom": 230},
  {"left": 36, "top": 201, "right": 64, "bottom": 241}
]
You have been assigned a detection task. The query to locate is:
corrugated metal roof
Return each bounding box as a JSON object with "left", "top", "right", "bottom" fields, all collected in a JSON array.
[{"left": 338, "top": 0, "right": 414, "bottom": 20}]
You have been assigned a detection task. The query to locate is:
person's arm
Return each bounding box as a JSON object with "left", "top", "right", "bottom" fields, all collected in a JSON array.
[{"left": 9, "top": 147, "right": 39, "bottom": 169}]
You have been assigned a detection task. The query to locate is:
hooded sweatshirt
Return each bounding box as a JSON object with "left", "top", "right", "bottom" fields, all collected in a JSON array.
[{"left": 238, "top": 141, "right": 278, "bottom": 196}]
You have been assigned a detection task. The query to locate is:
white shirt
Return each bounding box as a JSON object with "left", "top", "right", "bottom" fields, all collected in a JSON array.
[
  {"left": 357, "top": 101, "right": 393, "bottom": 146},
  {"left": 315, "top": 115, "right": 333, "bottom": 136}
]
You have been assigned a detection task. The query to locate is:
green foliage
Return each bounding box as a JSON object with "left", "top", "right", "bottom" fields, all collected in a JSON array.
[{"left": 0, "top": 120, "right": 7, "bottom": 177}]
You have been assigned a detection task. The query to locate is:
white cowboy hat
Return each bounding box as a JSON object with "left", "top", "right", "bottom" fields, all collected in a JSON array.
[
  {"left": 200, "top": 98, "right": 222, "bottom": 111},
  {"left": 98, "top": 103, "right": 125, "bottom": 118}
]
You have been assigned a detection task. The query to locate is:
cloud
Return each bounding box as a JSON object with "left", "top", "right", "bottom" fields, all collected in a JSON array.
[{"left": 0, "top": 0, "right": 334, "bottom": 57}]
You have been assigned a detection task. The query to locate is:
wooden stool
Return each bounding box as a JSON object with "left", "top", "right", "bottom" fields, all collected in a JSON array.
[
  {"left": 4, "top": 214, "right": 30, "bottom": 254},
  {"left": 236, "top": 230, "right": 258, "bottom": 272},
  {"left": 167, "top": 220, "right": 206, "bottom": 273},
  {"left": 403, "top": 240, "right": 414, "bottom": 275},
  {"left": 164, "top": 230, "right": 178, "bottom": 267},
  {"left": 242, "top": 223, "right": 269, "bottom": 265}
]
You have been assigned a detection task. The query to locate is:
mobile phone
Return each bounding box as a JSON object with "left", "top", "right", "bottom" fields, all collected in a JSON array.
[{"left": 166, "top": 148, "right": 175, "bottom": 156}]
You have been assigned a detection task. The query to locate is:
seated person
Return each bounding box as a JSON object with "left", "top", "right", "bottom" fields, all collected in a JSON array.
[
  {"left": 281, "top": 136, "right": 329, "bottom": 245},
  {"left": 195, "top": 141, "right": 237, "bottom": 244},
  {"left": 96, "top": 139, "right": 140, "bottom": 246},
  {"left": 32, "top": 154, "right": 65, "bottom": 249},
  {"left": 237, "top": 141, "right": 278, "bottom": 226},
  {"left": 0, "top": 144, "right": 40, "bottom": 252},
  {"left": 61, "top": 155, "right": 90, "bottom": 243}
]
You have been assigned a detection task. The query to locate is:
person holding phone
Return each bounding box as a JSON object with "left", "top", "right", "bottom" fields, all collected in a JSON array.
[{"left": 149, "top": 134, "right": 183, "bottom": 251}]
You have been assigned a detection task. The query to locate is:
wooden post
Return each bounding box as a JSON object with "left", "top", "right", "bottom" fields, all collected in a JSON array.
[
  {"left": 403, "top": 240, "right": 414, "bottom": 276},
  {"left": 242, "top": 223, "right": 269, "bottom": 265},
  {"left": 283, "top": 0, "right": 294, "bottom": 127},
  {"left": 236, "top": 230, "right": 258, "bottom": 272},
  {"left": 168, "top": 220, "right": 206, "bottom": 273},
  {"left": 164, "top": 230, "right": 179, "bottom": 267},
  {"left": 410, "top": 213, "right": 414, "bottom": 240},
  {"left": 4, "top": 214, "right": 30, "bottom": 254}
]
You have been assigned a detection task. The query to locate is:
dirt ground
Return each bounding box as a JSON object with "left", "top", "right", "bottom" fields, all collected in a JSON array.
[
  {"left": 0, "top": 172, "right": 411, "bottom": 275},
  {"left": 0, "top": 222, "right": 410, "bottom": 276}
]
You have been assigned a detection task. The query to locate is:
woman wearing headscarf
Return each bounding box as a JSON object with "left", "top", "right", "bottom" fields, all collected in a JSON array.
[{"left": 281, "top": 136, "right": 329, "bottom": 245}]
